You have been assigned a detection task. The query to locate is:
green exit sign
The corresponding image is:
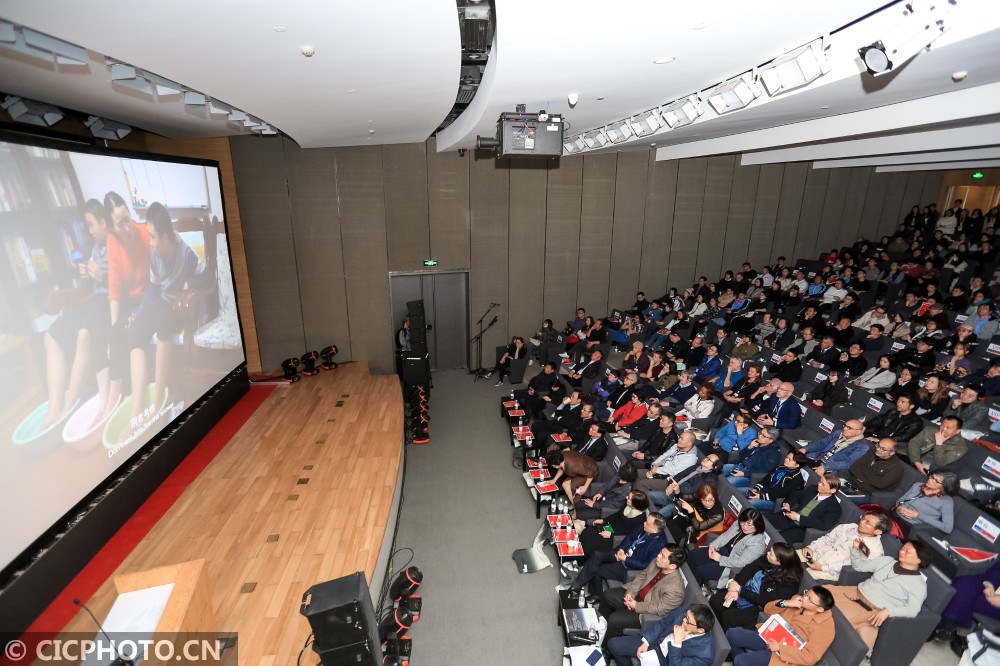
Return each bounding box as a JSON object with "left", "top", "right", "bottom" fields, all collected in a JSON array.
[
  {"left": 972, "top": 171, "right": 985, "bottom": 180},
  {"left": 423, "top": 259, "right": 438, "bottom": 267}
]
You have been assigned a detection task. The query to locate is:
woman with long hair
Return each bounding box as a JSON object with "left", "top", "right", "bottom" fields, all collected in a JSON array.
[
  {"left": 709, "top": 543, "right": 804, "bottom": 631},
  {"left": 687, "top": 508, "right": 768, "bottom": 585},
  {"left": 915, "top": 373, "right": 951, "bottom": 419},
  {"left": 578, "top": 489, "right": 651, "bottom": 559},
  {"left": 853, "top": 355, "right": 897, "bottom": 392},
  {"left": 809, "top": 369, "right": 849, "bottom": 414},
  {"left": 487, "top": 336, "right": 527, "bottom": 386},
  {"left": 665, "top": 483, "right": 725, "bottom": 545}
]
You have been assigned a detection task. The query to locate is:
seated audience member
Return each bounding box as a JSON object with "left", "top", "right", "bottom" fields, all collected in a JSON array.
[
  {"left": 762, "top": 317, "right": 795, "bottom": 351},
  {"left": 913, "top": 373, "right": 950, "bottom": 419},
  {"left": 736, "top": 451, "right": 810, "bottom": 511},
  {"left": 687, "top": 508, "right": 769, "bottom": 586},
  {"left": 713, "top": 328, "right": 735, "bottom": 358},
  {"left": 607, "top": 604, "right": 715, "bottom": 666},
  {"left": 724, "top": 587, "right": 836, "bottom": 666},
  {"left": 894, "top": 338, "right": 936, "bottom": 375},
  {"left": 807, "top": 369, "right": 849, "bottom": 414},
  {"left": 847, "top": 438, "right": 905, "bottom": 501},
  {"left": 882, "top": 366, "right": 918, "bottom": 402},
  {"left": 649, "top": 453, "right": 722, "bottom": 516},
  {"left": 575, "top": 462, "right": 637, "bottom": 521},
  {"left": 710, "top": 543, "right": 804, "bottom": 631},
  {"left": 677, "top": 383, "right": 716, "bottom": 423},
  {"left": 799, "top": 513, "right": 888, "bottom": 581},
  {"left": 636, "top": 431, "right": 700, "bottom": 493},
  {"left": 716, "top": 357, "right": 746, "bottom": 394},
  {"left": 566, "top": 349, "right": 605, "bottom": 387},
  {"left": 591, "top": 369, "right": 621, "bottom": 404},
  {"left": 570, "top": 422, "right": 609, "bottom": 462},
  {"left": 723, "top": 427, "right": 782, "bottom": 484},
  {"left": 859, "top": 323, "right": 888, "bottom": 352},
  {"left": 659, "top": 368, "right": 697, "bottom": 406},
  {"left": 863, "top": 394, "right": 923, "bottom": 445},
  {"left": 744, "top": 378, "right": 779, "bottom": 418},
  {"left": 754, "top": 382, "right": 802, "bottom": 432},
  {"left": 852, "top": 354, "right": 897, "bottom": 391},
  {"left": 569, "top": 317, "right": 607, "bottom": 362},
  {"left": 971, "top": 303, "right": 999, "bottom": 340},
  {"left": 767, "top": 349, "right": 803, "bottom": 382},
  {"left": 661, "top": 480, "right": 724, "bottom": 540},
  {"left": 531, "top": 390, "right": 583, "bottom": 439},
  {"left": 487, "top": 336, "right": 528, "bottom": 386},
  {"left": 934, "top": 341, "right": 974, "bottom": 380},
  {"left": 800, "top": 420, "right": 868, "bottom": 474},
  {"left": 855, "top": 305, "right": 891, "bottom": 331},
  {"left": 941, "top": 322, "right": 979, "bottom": 355},
  {"left": 751, "top": 313, "right": 776, "bottom": 346},
  {"left": 905, "top": 417, "right": 970, "bottom": 474},
  {"left": 598, "top": 544, "right": 687, "bottom": 647},
  {"left": 931, "top": 560, "right": 1000, "bottom": 656},
  {"left": 529, "top": 318, "right": 559, "bottom": 362},
  {"left": 785, "top": 325, "right": 817, "bottom": 358},
  {"left": 620, "top": 340, "right": 651, "bottom": 375},
  {"left": 579, "top": 489, "right": 650, "bottom": 558},
  {"left": 692, "top": 344, "right": 723, "bottom": 384},
  {"left": 731, "top": 333, "right": 760, "bottom": 362},
  {"left": 546, "top": 449, "right": 599, "bottom": 505},
  {"left": 515, "top": 361, "right": 558, "bottom": 419},
  {"left": 830, "top": 342, "right": 868, "bottom": 378},
  {"left": 954, "top": 359, "right": 1000, "bottom": 397},
  {"left": 894, "top": 470, "right": 959, "bottom": 535},
  {"left": 943, "top": 384, "right": 991, "bottom": 436},
  {"left": 630, "top": 413, "right": 678, "bottom": 467},
  {"left": 707, "top": 412, "right": 756, "bottom": 456},
  {"left": 805, "top": 336, "right": 839, "bottom": 368},
  {"left": 572, "top": 513, "right": 668, "bottom": 595},
  {"left": 764, "top": 473, "right": 842, "bottom": 544},
  {"left": 827, "top": 540, "right": 932, "bottom": 656},
  {"left": 600, "top": 371, "right": 637, "bottom": 420},
  {"left": 616, "top": 402, "right": 662, "bottom": 449},
  {"left": 716, "top": 362, "right": 763, "bottom": 421},
  {"left": 610, "top": 392, "right": 647, "bottom": 432}
]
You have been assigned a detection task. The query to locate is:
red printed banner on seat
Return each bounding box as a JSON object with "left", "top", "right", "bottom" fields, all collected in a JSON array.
[
  {"left": 547, "top": 514, "right": 573, "bottom": 528},
  {"left": 551, "top": 433, "right": 573, "bottom": 443},
  {"left": 527, "top": 458, "right": 545, "bottom": 469},
  {"left": 758, "top": 615, "right": 807, "bottom": 650},
  {"left": 535, "top": 481, "right": 559, "bottom": 493},
  {"left": 503, "top": 401, "right": 518, "bottom": 408},
  {"left": 557, "top": 541, "right": 584, "bottom": 557},
  {"left": 951, "top": 546, "right": 999, "bottom": 563},
  {"left": 529, "top": 469, "right": 552, "bottom": 480},
  {"left": 552, "top": 528, "right": 579, "bottom": 542}
]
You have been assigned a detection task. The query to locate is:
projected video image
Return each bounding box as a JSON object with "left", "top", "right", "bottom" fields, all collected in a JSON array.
[{"left": 0, "top": 139, "right": 245, "bottom": 571}]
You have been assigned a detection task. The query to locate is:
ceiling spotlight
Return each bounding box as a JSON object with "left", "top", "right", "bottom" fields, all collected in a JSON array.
[
  {"left": 706, "top": 73, "right": 760, "bottom": 114},
  {"left": 228, "top": 109, "right": 247, "bottom": 122},
  {"left": 563, "top": 139, "right": 578, "bottom": 154},
  {"left": 629, "top": 110, "right": 664, "bottom": 136},
  {"left": 858, "top": 0, "right": 953, "bottom": 76},
  {"left": 606, "top": 120, "right": 634, "bottom": 144},
  {"left": 660, "top": 95, "right": 702, "bottom": 128},
  {"left": 1, "top": 95, "right": 63, "bottom": 127},
  {"left": 85, "top": 115, "right": 131, "bottom": 140},
  {"left": 207, "top": 99, "right": 232, "bottom": 115},
  {"left": 567, "top": 92, "right": 579, "bottom": 107},
  {"left": 184, "top": 91, "right": 206, "bottom": 105},
  {"left": 583, "top": 129, "right": 609, "bottom": 149},
  {"left": 573, "top": 136, "right": 587, "bottom": 151},
  {"left": 0, "top": 23, "right": 88, "bottom": 66},
  {"left": 758, "top": 39, "right": 830, "bottom": 96},
  {"left": 652, "top": 56, "right": 676, "bottom": 65}
]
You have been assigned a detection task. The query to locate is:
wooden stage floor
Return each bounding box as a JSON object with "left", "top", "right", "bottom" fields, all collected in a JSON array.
[{"left": 56, "top": 362, "right": 403, "bottom": 665}]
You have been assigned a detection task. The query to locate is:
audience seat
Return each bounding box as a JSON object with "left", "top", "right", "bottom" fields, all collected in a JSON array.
[{"left": 908, "top": 497, "right": 1000, "bottom": 579}]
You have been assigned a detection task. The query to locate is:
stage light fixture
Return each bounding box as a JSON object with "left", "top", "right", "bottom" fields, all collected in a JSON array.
[
  {"left": 1, "top": 96, "right": 63, "bottom": 127},
  {"left": 629, "top": 110, "right": 664, "bottom": 137},
  {"left": 706, "top": 73, "right": 760, "bottom": 114},
  {"left": 758, "top": 39, "right": 830, "bottom": 96},
  {"left": 0, "top": 23, "right": 88, "bottom": 66},
  {"left": 606, "top": 120, "right": 634, "bottom": 143},
  {"left": 320, "top": 345, "right": 339, "bottom": 370},
  {"left": 573, "top": 136, "right": 587, "bottom": 151},
  {"left": 281, "top": 357, "right": 300, "bottom": 382},
  {"left": 301, "top": 350, "right": 319, "bottom": 376},
  {"left": 377, "top": 607, "right": 413, "bottom": 643},
  {"left": 858, "top": 0, "right": 953, "bottom": 76},
  {"left": 582, "top": 129, "right": 609, "bottom": 149},
  {"left": 388, "top": 566, "right": 423, "bottom": 601},
  {"left": 563, "top": 139, "right": 578, "bottom": 154},
  {"left": 184, "top": 91, "right": 206, "bottom": 105},
  {"left": 85, "top": 116, "right": 132, "bottom": 140},
  {"left": 660, "top": 95, "right": 702, "bottom": 128}
]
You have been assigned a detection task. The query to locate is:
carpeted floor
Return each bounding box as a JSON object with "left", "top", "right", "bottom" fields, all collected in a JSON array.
[{"left": 392, "top": 368, "right": 565, "bottom": 665}]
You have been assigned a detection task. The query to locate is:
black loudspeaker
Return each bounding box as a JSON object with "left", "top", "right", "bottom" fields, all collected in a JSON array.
[
  {"left": 402, "top": 354, "right": 429, "bottom": 386},
  {"left": 300, "top": 572, "right": 380, "bottom": 666},
  {"left": 406, "top": 299, "right": 425, "bottom": 319},
  {"left": 408, "top": 316, "right": 426, "bottom": 344}
]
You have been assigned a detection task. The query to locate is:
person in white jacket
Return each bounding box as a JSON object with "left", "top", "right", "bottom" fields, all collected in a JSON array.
[
  {"left": 798, "top": 514, "right": 888, "bottom": 581},
  {"left": 853, "top": 355, "right": 897, "bottom": 391},
  {"left": 853, "top": 305, "right": 891, "bottom": 331},
  {"left": 677, "top": 384, "right": 716, "bottom": 422}
]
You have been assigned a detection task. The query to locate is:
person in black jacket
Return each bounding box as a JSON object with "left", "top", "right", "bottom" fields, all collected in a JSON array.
[
  {"left": 514, "top": 361, "right": 559, "bottom": 419},
  {"left": 763, "top": 473, "right": 843, "bottom": 545},
  {"left": 863, "top": 394, "right": 924, "bottom": 445},
  {"left": 805, "top": 336, "right": 840, "bottom": 368},
  {"left": 808, "top": 369, "right": 849, "bottom": 415},
  {"left": 578, "top": 489, "right": 651, "bottom": 558},
  {"left": 576, "top": 462, "right": 638, "bottom": 521},
  {"left": 768, "top": 349, "right": 803, "bottom": 382},
  {"left": 629, "top": 413, "right": 678, "bottom": 469},
  {"left": 709, "top": 543, "right": 804, "bottom": 631}
]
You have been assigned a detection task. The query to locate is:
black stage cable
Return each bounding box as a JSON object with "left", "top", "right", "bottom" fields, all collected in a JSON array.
[{"left": 296, "top": 632, "right": 314, "bottom": 666}]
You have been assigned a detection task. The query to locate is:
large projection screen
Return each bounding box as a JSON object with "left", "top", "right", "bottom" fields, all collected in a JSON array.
[{"left": 0, "top": 135, "right": 245, "bottom": 572}]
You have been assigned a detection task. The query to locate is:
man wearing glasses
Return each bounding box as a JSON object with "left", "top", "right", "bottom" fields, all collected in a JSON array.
[
  {"left": 797, "top": 419, "right": 868, "bottom": 476},
  {"left": 799, "top": 513, "right": 888, "bottom": 581},
  {"left": 607, "top": 604, "right": 715, "bottom": 666},
  {"left": 725, "top": 586, "right": 835, "bottom": 666},
  {"left": 754, "top": 382, "right": 803, "bottom": 432},
  {"left": 845, "top": 438, "right": 905, "bottom": 503}
]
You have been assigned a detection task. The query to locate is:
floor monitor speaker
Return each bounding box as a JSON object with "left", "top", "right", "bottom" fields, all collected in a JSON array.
[{"left": 300, "top": 572, "right": 380, "bottom": 666}]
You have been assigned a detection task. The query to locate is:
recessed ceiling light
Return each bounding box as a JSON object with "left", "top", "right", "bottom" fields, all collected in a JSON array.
[
  {"left": 692, "top": 22, "right": 707, "bottom": 30},
  {"left": 273, "top": 26, "right": 287, "bottom": 32},
  {"left": 952, "top": 70, "right": 968, "bottom": 82},
  {"left": 653, "top": 57, "right": 676, "bottom": 65},
  {"left": 596, "top": 97, "right": 605, "bottom": 101},
  {"left": 820, "top": 105, "right": 830, "bottom": 109},
  {"left": 347, "top": 89, "right": 358, "bottom": 94}
]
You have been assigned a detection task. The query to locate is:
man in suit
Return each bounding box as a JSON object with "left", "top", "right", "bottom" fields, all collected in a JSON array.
[
  {"left": 598, "top": 544, "right": 687, "bottom": 647},
  {"left": 570, "top": 422, "right": 608, "bottom": 462},
  {"left": 607, "top": 603, "right": 716, "bottom": 666},
  {"left": 566, "top": 349, "right": 604, "bottom": 388},
  {"left": 514, "top": 361, "right": 558, "bottom": 419},
  {"left": 799, "top": 419, "right": 869, "bottom": 475},
  {"left": 754, "top": 382, "right": 802, "bottom": 432},
  {"left": 531, "top": 389, "right": 583, "bottom": 440},
  {"left": 764, "top": 473, "right": 843, "bottom": 544},
  {"left": 617, "top": 402, "right": 663, "bottom": 450},
  {"left": 805, "top": 335, "right": 840, "bottom": 368}
]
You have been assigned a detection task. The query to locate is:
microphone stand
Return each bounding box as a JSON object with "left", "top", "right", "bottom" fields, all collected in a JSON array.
[
  {"left": 470, "top": 304, "right": 499, "bottom": 382},
  {"left": 73, "top": 599, "right": 134, "bottom": 665}
]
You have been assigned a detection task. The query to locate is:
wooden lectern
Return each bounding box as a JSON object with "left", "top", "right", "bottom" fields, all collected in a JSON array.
[{"left": 103, "top": 559, "right": 220, "bottom": 665}]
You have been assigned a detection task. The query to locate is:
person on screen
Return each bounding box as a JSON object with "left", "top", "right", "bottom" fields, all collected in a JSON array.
[
  {"left": 105, "top": 191, "right": 151, "bottom": 411},
  {"left": 124, "top": 202, "right": 199, "bottom": 437},
  {"left": 41, "top": 199, "right": 113, "bottom": 428}
]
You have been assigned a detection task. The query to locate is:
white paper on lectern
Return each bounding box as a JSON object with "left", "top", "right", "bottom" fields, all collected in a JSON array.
[{"left": 103, "top": 583, "right": 174, "bottom": 632}]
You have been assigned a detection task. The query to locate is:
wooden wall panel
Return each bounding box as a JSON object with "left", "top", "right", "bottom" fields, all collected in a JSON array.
[
  {"left": 507, "top": 163, "right": 548, "bottom": 338},
  {"left": 901, "top": 172, "right": 927, "bottom": 224},
  {"left": 639, "top": 157, "right": 677, "bottom": 296},
  {"left": 426, "top": 137, "right": 471, "bottom": 269},
  {"left": 747, "top": 164, "right": 783, "bottom": 268},
  {"left": 722, "top": 161, "right": 759, "bottom": 274},
  {"left": 878, "top": 172, "right": 908, "bottom": 238},
  {"left": 772, "top": 162, "right": 807, "bottom": 264},
  {"left": 815, "top": 168, "right": 851, "bottom": 255},
  {"left": 283, "top": 144, "right": 353, "bottom": 359},
  {"left": 608, "top": 152, "right": 649, "bottom": 309},
  {"left": 577, "top": 154, "right": 617, "bottom": 315},
  {"left": 859, "top": 171, "right": 890, "bottom": 241},
  {"left": 792, "top": 167, "right": 830, "bottom": 262},
  {"left": 469, "top": 156, "right": 510, "bottom": 352},
  {"left": 920, "top": 171, "right": 945, "bottom": 212},
  {"left": 543, "top": 156, "right": 584, "bottom": 320},
  {"left": 144, "top": 135, "right": 260, "bottom": 372},
  {"left": 697, "top": 155, "right": 735, "bottom": 281},
  {"left": 841, "top": 167, "right": 872, "bottom": 245},
  {"left": 334, "top": 146, "right": 393, "bottom": 374},
  {"left": 670, "top": 157, "right": 709, "bottom": 287},
  {"left": 229, "top": 136, "right": 304, "bottom": 371},
  {"left": 383, "top": 143, "right": 430, "bottom": 272}
]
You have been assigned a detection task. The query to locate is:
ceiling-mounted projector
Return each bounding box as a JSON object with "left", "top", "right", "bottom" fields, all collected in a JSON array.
[{"left": 476, "top": 109, "right": 564, "bottom": 158}]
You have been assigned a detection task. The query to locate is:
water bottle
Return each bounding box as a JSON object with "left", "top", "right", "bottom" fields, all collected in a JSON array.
[
  {"left": 519, "top": 417, "right": 524, "bottom": 427},
  {"left": 588, "top": 625, "right": 598, "bottom": 642},
  {"left": 578, "top": 588, "right": 586, "bottom": 608},
  {"left": 550, "top": 496, "right": 557, "bottom": 513},
  {"left": 510, "top": 390, "right": 515, "bottom": 402}
]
